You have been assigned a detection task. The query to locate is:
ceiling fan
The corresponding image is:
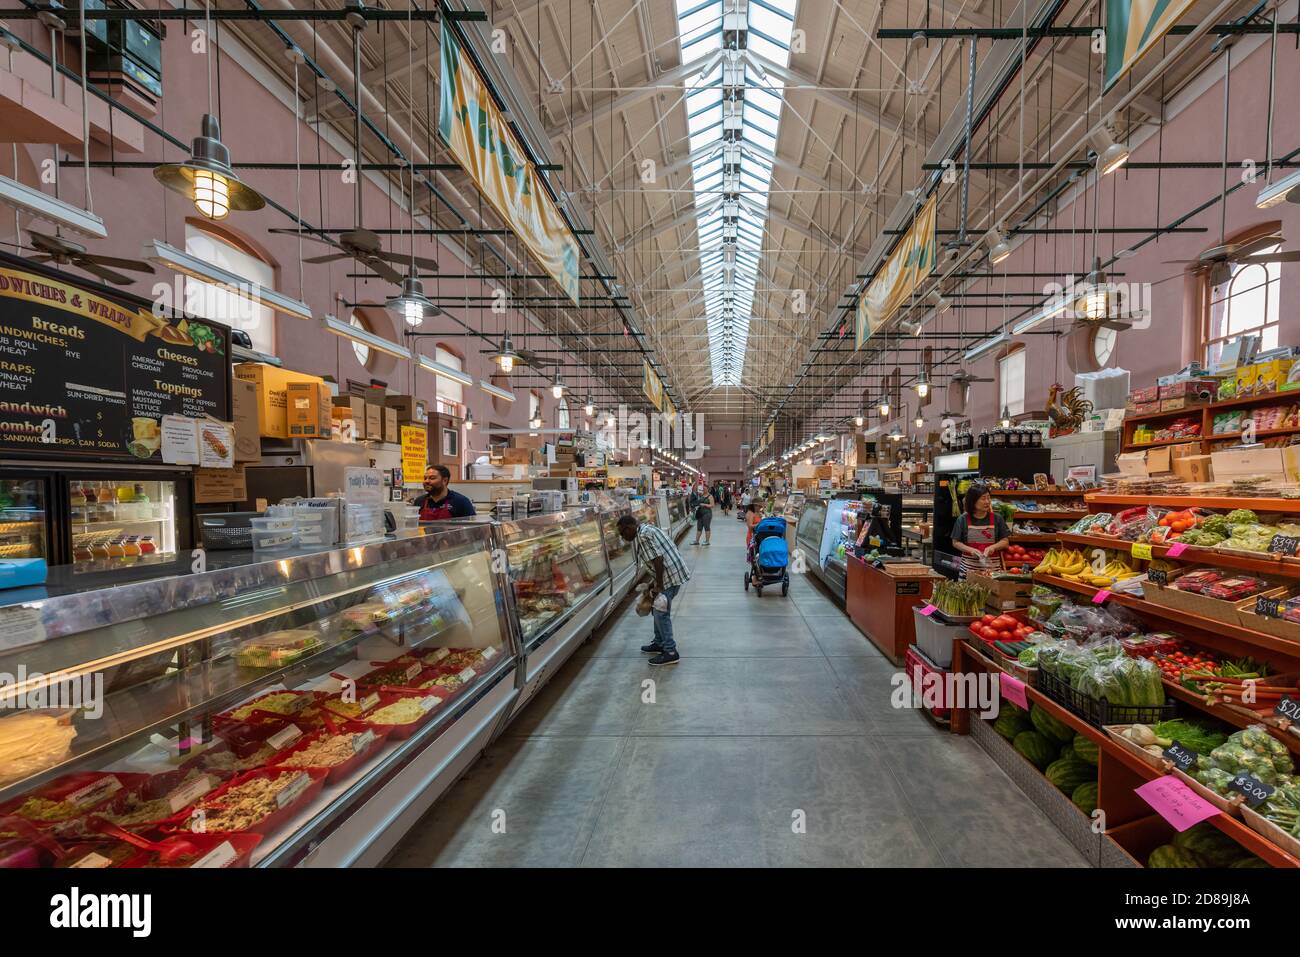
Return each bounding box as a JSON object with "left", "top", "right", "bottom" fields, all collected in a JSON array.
[
  {"left": 1163, "top": 234, "right": 1285, "bottom": 287},
  {"left": 950, "top": 368, "right": 994, "bottom": 385},
  {"left": 26, "top": 229, "right": 154, "bottom": 286}
]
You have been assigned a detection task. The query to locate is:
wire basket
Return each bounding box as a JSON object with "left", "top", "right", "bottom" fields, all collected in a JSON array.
[{"left": 1037, "top": 667, "right": 1176, "bottom": 728}]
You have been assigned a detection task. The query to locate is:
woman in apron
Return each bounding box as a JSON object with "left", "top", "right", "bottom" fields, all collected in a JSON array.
[{"left": 951, "top": 482, "right": 1011, "bottom": 579}]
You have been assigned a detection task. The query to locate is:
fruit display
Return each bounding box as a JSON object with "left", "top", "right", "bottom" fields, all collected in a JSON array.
[
  {"left": 1032, "top": 547, "right": 1141, "bottom": 587},
  {"left": 968, "top": 612, "right": 1033, "bottom": 646},
  {"left": 1148, "top": 823, "right": 1269, "bottom": 867},
  {"left": 1001, "top": 543, "right": 1046, "bottom": 574},
  {"left": 1045, "top": 756, "right": 1095, "bottom": 793},
  {"left": 1185, "top": 726, "right": 1296, "bottom": 798},
  {"left": 1013, "top": 730, "right": 1058, "bottom": 770}
]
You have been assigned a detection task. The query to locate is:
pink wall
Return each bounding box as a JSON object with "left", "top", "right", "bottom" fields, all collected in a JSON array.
[
  {"left": 0, "top": 19, "right": 613, "bottom": 460},
  {"left": 822, "top": 34, "right": 1300, "bottom": 440}
]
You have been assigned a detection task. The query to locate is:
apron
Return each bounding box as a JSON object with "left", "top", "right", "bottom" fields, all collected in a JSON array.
[
  {"left": 419, "top": 495, "right": 454, "bottom": 521},
  {"left": 959, "top": 514, "right": 997, "bottom": 580}
]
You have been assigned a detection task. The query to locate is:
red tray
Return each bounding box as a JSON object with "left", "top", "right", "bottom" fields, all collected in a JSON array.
[
  {"left": 269, "top": 725, "right": 391, "bottom": 784},
  {"left": 214, "top": 689, "right": 322, "bottom": 729},
  {"left": 121, "top": 832, "right": 264, "bottom": 868},
  {"left": 164, "top": 766, "right": 328, "bottom": 838},
  {"left": 62, "top": 769, "right": 230, "bottom": 837},
  {"left": 354, "top": 689, "right": 450, "bottom": 740},
  {"left": 354, "top": 658, "right": 438, "bottom": 691},
  {"left": 0, "top": 771, "right": 149, "bottom": 828}
]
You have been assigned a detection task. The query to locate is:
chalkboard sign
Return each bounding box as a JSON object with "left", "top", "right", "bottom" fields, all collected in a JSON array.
[
  {"left": 1256, "top": 594, "right": 1284, "bottom": 619},
  {"left": 1147, "top": 567, "right": 1169, "bottom": 586},
  {"left": 1275, "top": 696, "right": 1300, "bottom": 722},
  {"left": 1268, "top": 534, "right": 1300, "bottom": 556},
  {"left": 1162, "top": 740, "right": 1198, "bottom": 772},
  {"left": 0, "top": 256, "right": 230, "bottom": 463},
  {"left": 1226, "top": 773, "right": 1274, "bottom": 809}
]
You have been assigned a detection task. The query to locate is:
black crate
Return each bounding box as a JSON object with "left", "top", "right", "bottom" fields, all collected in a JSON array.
[{"left": 1037, "top": 666, "right": 1176, "bottom": 728}]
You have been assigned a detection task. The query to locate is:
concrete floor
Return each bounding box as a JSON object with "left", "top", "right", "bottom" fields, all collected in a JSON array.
[{"left": 386, "top": 512, "right": 1087, "bottom": 867}]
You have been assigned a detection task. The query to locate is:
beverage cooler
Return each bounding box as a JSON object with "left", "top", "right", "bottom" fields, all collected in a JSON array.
[{"left": 0, "top": 464, "right": 193, "bottom": 577}]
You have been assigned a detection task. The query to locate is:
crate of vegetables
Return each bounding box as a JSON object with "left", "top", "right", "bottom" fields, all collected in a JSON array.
[
  {"left": 967, "top": 612, "right": 1034, "bottom": 651},
  {"left": 1001, "top": 544, "right": 1047, "bottom": 575}
]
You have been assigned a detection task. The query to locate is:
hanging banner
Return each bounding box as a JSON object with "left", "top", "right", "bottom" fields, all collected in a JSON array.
[
  {"left": 642, "top": 361, "right": 664, "bottom": 411},
  {"left": 662, "top": 394, "right": 676, "bottom": 423},
  {"left": 439, "top": 22, "right": 580, "bottom": 304},
  {"left": 856, "top": 195, "right": 937, "bottom": 348},
  {"left": 1104, "top": 0, "right": 1197, "bottom": 89}
]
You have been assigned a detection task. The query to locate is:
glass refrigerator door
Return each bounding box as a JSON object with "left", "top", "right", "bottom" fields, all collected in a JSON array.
[
  {"left": 67, "top": 475, "right": 181, "bottom": 573},
  {"left": 503, "top": 513, "right": 611, "bottom": 645},
  {"left": 599, "top": 507, "right": 635, "bottom": 581},
  {"left": 0, "top": 477, "right": 50, "bottom": 560}
]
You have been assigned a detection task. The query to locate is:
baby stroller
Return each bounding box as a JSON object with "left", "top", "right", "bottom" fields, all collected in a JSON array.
[{"left": 745, "top": 516, "right": 790, "bottom": 596}]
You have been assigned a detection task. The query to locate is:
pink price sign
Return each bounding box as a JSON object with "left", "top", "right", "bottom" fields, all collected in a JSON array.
[
  {"left": 918, "top": 604, "right": 937, "bottom": 617},
  {"left": 999, "top": 672, "right": 1029, "bottom": 710},
  {"left": 1165, "top": 542, "right": 1188, "bottom": 558},
  {"left": 1092, "top": 589, "right": 1111, "bottom": 605},
  {"left": 1135, "top": 775, "right": 1221, "bottom": 831}
]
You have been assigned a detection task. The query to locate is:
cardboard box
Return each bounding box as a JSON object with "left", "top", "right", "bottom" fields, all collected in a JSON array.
[
  {"left": 230, "top": 377, "right": 260, "bottom": 462},
  {"left": 332, "top": 395, "right": 366, "bottom": 422},
  {"left": 814, "top": 464, "right": 834, "bottom": 480},
  {"left": 1158, "top": 378, "right": 1218, "bottom": 400},
  {"left": 1132, "top": 400, "right": 1162, "bottom": 416},
  {"left": 384, "top": 394, "right": 428, "bottom": 425},
  {"left": 1210, "top": 447, "right": 1287, "bottom": 482},
  {"left": 1253, "top": 359, "right": 1288, "bottom": 395},
  {"left": 286, "top": 381, "right": 333, "bottom": 439},
  {"left": 501, "top": 448, "right": 532, "bottom": 465},
  {"left": 234, "top": 363, "right": 326, "bottom": 439},
  {"left": 966, "top": 571, "right": 1033, "bottom": 610},
  {"left": 194, "top": 464, "right": 247, "bottom": 504},
  {"left": 1129, "top": 385, "right": 1160, "bottom": 405},
  {"left": 1234, "top": 364, "right": 1259, "bottom": 398},
  {"left": 1117, "top": 446, "right": 1171, "bottom": 477},
  {"left": 1172, "top": 454, "right": 1213, "bottom": 483},
  {"left": 1168, "top": 442, "right": 1204, "bottom": 462},
  {"left": 1159, "top": 395, "right": 1208, "bottom": 412},
  {"left": 362, "top": 402, "right": 381, "bottom": 440},
  {"left": 513, "top": 433, "right": 544, "bottom": 451},
  {"left": 383, "top": 407, "right": 398, "bottom": 444}
]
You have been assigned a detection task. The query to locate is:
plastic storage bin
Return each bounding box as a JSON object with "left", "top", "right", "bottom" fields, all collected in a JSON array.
[
  {"left": 293, "top": 508, "right": 338, "bottom": 547},
  {"left": 249, "top": 517, "right": 297, "bottom": 552},
  {"left": 904, "top": 643, "right": 951, "bottom": 718},
  {"left": 911, "top": 606, "right": 965, "bottom": 668}
]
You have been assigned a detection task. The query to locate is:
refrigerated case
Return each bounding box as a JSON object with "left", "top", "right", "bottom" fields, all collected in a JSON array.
[
  {"left": 500, "top": 510, "right": 611, "bottom": 713},
  {"left": 0, "top": 475, "right": 51, "bottom": 562},
  {"left": 0, "top": 525, "right": 519, "bottom": 867},
  {"left": 666, "top": 490, "right": 689, "bottom": 539},
  {"left": 793, "top": 493, "right": 870, "bottom": 601},
  {"left": 597, "top": 504, "right": 638, "bottom": 611}
]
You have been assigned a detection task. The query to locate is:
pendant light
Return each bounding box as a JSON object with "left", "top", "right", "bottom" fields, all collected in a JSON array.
[
  {"left": 583, "top": 394, "right": 595, "bottom": 417},
  {"left": 551, "top": 374, "right": 565, "bottom": 399},
  {"left": 464, "top": 410, "right": 474, "bottom": 431},
  {"left": 1089, "top": 121, "right": 1130, "bottom": 176},
  {"left": 1000, "top": 405, "right": 1012, "bottom": 429},
  {"left": 491, "top": 330, "right": 521, "bottom": 373},
  {"left": 915, "top": 368, "right": 930, "bottom": 399},
  {"left": 854, "top": 412, "right": 864, "bottom": 427},
  {"left": 878, "top": 397, "right": 890, "bottom": 418},
  {"left": 985, "top": 226, "right": 1012, "bottom": 265},
  {"left": 386, "top": 276, "right": 438, "bottom": 327},
  {"left": 914, "top": 413, "right": 924, "bottom": 429}
]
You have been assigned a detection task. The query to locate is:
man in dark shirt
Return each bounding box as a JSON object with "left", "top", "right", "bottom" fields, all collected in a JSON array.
[{"left": 414, "top": 464, "right": 476, "bottom": 520}]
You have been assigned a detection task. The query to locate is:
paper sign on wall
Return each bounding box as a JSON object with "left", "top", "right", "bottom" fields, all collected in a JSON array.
[
  {"left": 161, "top": 415, "right": 199, "bottom": 465},
  {"left": 197, "top": 421, "right": 234, "bottom": 468},
  {"left": 400, "top": 425, "right": 427, "bottom": 485}
]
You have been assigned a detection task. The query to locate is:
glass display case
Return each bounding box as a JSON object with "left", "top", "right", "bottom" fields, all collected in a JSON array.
[
  {"left": 0, "top": 525, "right": 517, "bottom": 868},
  {"left": 501, "top": 511, "right": 611, "bottom": 650},
  {"left": 795, "top": 497, "right": 827, "bottom": 563},
  {"left": 0, "top": 478, "right": 49, "bottom": 561},
  {"left": 667, "top": 491, "right": 688, "bottom": 536},
  {"left": 598, "top": 504, "right": 636, "bottom": 599},
  {"left": 68, "top": 475, "right": 182, "bottom": 573}
]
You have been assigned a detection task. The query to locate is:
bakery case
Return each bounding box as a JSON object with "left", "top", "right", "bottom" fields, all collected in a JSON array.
[{"left": 0, "top": 524, "right": 520, "bottom": 868}]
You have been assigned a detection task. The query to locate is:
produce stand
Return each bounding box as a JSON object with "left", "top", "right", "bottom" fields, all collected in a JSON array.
[{"left": 845, "top": 556, "right": 939, "bottom": 663}]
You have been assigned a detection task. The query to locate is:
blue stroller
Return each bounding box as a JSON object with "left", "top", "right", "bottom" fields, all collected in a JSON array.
[{"left": 745, "top": 516, "right": 790, "bottom": 596}]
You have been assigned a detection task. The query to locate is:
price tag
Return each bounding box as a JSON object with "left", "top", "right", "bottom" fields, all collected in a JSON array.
[
  {"left": 419, "top": 695, "right": 440, "bottom": 712},
  {"left": 1164, "top": 542, "right": 1189, "bottom": 558},
  {"left": 359, "top": 692, "right": 380, "bottom": 713},
  {"left": 1256, "top": 595, "right": 1284, "bottom": 619},
  {"left": 999, "top": 672, "right": 1029, "bottom": 711},
  {"left": 68, "top": 852, "right": 113, "bottom": 869},
  {"left": 1091, "top": 589, "right": 1111, "bottom": 605},
  {"left": 166, "top": 773, "right": 215, "bottom": 813},
  {"left": 1268, "top": 534, "right": 1300, "bottom": 556},
  {"left": 1131, "top": 542, "right": 1153, "bottom": 561},
  {"left": 404, "top": 662, "right": 422, "bottom": 682},
  {"left": 918, "top": 603, "right": 937, "bottom": 617},
  {"left": 190, "top": 840, "right": 238, "bottom": 869},
  {"left": 68, "top": 776, "right": 122, "bottom": 808},
  {"left": 1147, "top": 567, "right": 1169, "bottom": 586},
  {"left": 1227, "top": 773, "right": 1274, "bottom": 808},
  {"left": 275, "top": 771, "right": 311, "bottom": 809},
  {"left": 1162, "top": 741, "right": 1198, "bottom": 773},
  {"left": 351, "top": 730, "right": 376, "bottom": 754},
  {"left": 285, "top": 694, "right": 311, "bottom": 713},
  {"left": 458, "top": 667, "right": 477, "bottom": 683},
  {"left": 482, "top": 646, "right": 498, "bottom": 661},
  {"left": 1135, "top": 775, "right": 1222, "bottom": 832},
  {"left": 1274, "top": 696, "right": 1300, "bottom": 722},
  {"left": 430, "top": 648, "right": 450, "bottom": 662},
  {"left": 266, "top": 723, "right": 303, "bottom": 751}
]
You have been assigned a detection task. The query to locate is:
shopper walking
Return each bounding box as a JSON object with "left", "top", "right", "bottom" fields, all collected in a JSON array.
[
  {"left": 617, "top": 514, "right": 690, "bottom": 666},
  {"left": 745, "top": 501, "right": 762, "bottom": 552},
  {"left": 951, "top": 482, "right": 1010, "bottom": 579},
  {"left": 720, "top": 484, "right": 733, "bottom": 515},
  {"left": 692, "top": 485, "right": 714, "bottom": 545}
]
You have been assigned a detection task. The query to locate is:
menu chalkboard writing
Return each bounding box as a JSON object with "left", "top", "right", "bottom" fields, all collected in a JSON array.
[{"left": 0, "top": 261, "right": 230, "bottom": 462}]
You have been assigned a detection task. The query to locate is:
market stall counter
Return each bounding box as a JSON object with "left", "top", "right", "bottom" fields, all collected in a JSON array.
[
  {"left": 845, "top": 555, "right": 943, "bottom": 663},
  {"left": 0, "top": 525, "right": 520, "bottom": 868}
]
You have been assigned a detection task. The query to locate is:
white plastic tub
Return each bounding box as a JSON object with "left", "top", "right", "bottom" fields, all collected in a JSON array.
[{"left": 250, "top": 516, "right": 297, "bottom": 552}]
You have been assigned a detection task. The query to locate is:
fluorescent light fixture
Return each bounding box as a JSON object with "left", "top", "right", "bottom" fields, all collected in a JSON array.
[
  {"left": 321, "top": 314, "right": 410, "bottom": 360},
  {"left": 145, "top": 239, "right": 313, "bottom": 321},
  {"left": 965, "top": 332, "right": 1007, "bottom": 361},
  {"left": 0, "top": 174, "right": 107, "bottom": 238},
  {"left": 478, "top": 379, "right": 516, "bottom": 402},
  {"left": 1256, "top": 169, "right": 1300, "bottom": 209},
  {"left": 985, "top": 227, "right": 1012, "bottom": 265},
  {"left": 1012, "top": 296, "right": 1072, "bottom": 334},
  {"left": 417, "top": 353, "right": 473, "bottom": 386}
]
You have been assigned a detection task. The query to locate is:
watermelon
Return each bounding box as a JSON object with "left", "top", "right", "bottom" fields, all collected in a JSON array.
[
  {"left": 1072, "top": 734, "right": 1100, "bottom": 765},
  {"left": 993, "top": 709, "right": 1032, "bottom": 741},
  {"left": 1045, "top": 757, "right": 1094, "bottom": 793},
  {"left": 1060, "top": 742, "right": 1076, "bottom": 760},
  {"left": 1071, "top": 781, "right": 1099, "bottom": 815},
  {"left": 1173, "top": 824, "right": 1245, "bottom": 867},
  {"left": 1148, "top": 845, "right": 1205, "bottom": 868},
  {"left": 1230, "top": 857, "right": 1270, "bottom": 868},
  {"left": 1030, "top": 703, "right": 1074, "bottom": 744},
  {"left": 1013, "top": 731, "right": 1057, "bottom": 771}
]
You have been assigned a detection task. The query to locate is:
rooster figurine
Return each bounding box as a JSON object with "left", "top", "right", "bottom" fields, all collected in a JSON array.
[{"left": 1046, "top": 383, "right": 1093, "bottom": 437}]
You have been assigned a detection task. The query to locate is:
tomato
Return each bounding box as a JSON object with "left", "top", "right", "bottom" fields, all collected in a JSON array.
[
  {"left": 981, "top": 614, "right": 995, "bottom": 625},
  {"left": 981, "top": 626, "right": 998, "bottom": 641},
  {"left": 993, "top": 615, "right": 1016, "bottom": 630},
  {"left": 997, "top": 629, "right": 1013, "bottom": 642}
]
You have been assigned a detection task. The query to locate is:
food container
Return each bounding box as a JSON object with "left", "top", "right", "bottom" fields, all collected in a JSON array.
[
  {"left": 121, "top": 832, "right": 264, "bottom": 868},
  {"left": 165, "top": 766, "right": 328, "bottom": 837},
  {"left": 234, "top": 629, "right": 324, "bottom": 668},
  {"left": 269, "top": 726, "right": 391, "bottom": 784},
  {"left": 249, "top": 516, "right": 297, "bottom": 552},
  {"left": 904, "top": 644, "right": 951, "bottom": 718},
  {"left": 393, "top": 504, "right": 420, "bottom": 531},
  {"left": 216, "top": 689, "right": 321, "bottom": 725},
  {"left": 292, "top": 508, "right": 338, "bottom": 547},
  {"left": 355, "top": 689, "right": 449, "bottom": 740},
  {"left": 1036, "top": 668, "right": 1176, "bottom": 728},
  {"left": 911, "top": 606, "right": 966, "bottom": 669},
  {"left": 1103, "top": 725, "right": 1168, "bottom": 770},
  {"left": 1171, "top": 767, "right": 1245, "bottom": 817},
  {"left": 1240, "top": 805, "right": 1300, "bottom": 859},
  {"left": 0, "top": 772, "right": 148, "bottom": 828},
  {"left": 356, "top": 658, "right": 436, "bottom": 691},
  {"left": 76, "top": 769, "right": 226, "bottom": 834}
]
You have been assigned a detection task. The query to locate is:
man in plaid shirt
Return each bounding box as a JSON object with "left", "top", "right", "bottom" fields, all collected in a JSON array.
[{"left": 618, "top": 514, "right": 690, "bottom": 666}]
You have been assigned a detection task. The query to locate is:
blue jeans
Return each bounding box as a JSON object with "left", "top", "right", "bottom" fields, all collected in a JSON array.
[{"left": 652, "top": 584, "right": 681, "bottom": 654}]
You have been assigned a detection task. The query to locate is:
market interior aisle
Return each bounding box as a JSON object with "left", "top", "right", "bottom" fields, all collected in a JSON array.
[{"left": 386, "top": 514, "right": 1086, "bottom": 867}]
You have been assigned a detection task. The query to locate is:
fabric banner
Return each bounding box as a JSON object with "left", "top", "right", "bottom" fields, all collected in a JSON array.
[
  {"left": 1104, "top": 0, "right": 1197, "bottom": 89},
  {"left": 642, "top": 361, "right": 664, "bottom": 411},
  {"left": 439, "top": 22, "right": 579, "bottom": 303},
  {"left": 856, "top": 195, "right": 937, "bottom": 348}
]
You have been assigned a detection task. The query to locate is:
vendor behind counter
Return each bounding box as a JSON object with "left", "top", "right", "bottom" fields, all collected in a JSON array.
[{"left": 414, "top": 465, "right": 476, "bottom": 520}]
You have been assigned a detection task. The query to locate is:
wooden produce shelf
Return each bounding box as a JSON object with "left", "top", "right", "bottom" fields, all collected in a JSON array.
[
  {"left": 1086, "top": 493, "right": 1300, "bottom": 513},
  {"left": 1122, "top": 436, "right": 1205, "bottom": 451},
  {"left": 1207, "top": 391, "right": 1300, "bottom": 412},
  {"left": 990, "top": 489, "right": 1092, "bottom": 497},
  {"left": 1206, "top": 426, "right": 1300, "bottom": 442},
  {"left": 1012, "top": 510, "right": 1086, "bottom": 520},
  {"left": 955, "top": 639, "right": 1300, "bottom": 867},
  {"left": 1055, "top": 531, "right": 1297, "bottom": 578},
  {"left": 1009, "top": 533, "right": 1059, "bottom": 543}
]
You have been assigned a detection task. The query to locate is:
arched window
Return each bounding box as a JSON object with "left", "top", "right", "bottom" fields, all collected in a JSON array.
[
  {"left": 998, "top": 345, "right": 1026, "bottom": 417},
  {"left": 1203, "top": 244, "right": 1281, "bottom": 367},
  {"left": 348, "top": 313, "right": 370, "bottom": 367},
  {"left": 183, "top": 223, "right": 275, "bottom": 355},
  {"left": 529, "top": 390, "right": 541, "bottom": 425},
  {"left": 557, "top": 397, "right": 570, "bottom": 430},
  {"left": 435, "top": 344, "right": 464, "bottom": 406}
]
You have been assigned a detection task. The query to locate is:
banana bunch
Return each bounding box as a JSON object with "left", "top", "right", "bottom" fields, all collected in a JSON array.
[
  {"left": 1046, "top": 548, "right": 1087, "bottom": 577},
  {"left": 1075, "top": 559, "right": 1140, "bottom": 587}
]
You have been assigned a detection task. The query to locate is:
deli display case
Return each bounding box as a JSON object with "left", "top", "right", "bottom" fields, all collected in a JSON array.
[
  {"left": 597, "top": 504, "right": 637, "bottom": 610},
  {"left": 0, "top": 526, "right": 519, "bottom": 868},
  {"left": 500, "top": 510, "right": 611, "bottom": 712},
  {"left": 0, "top": 476, "right": 51, "bottom": 562},
  {"left": 666, "top": 490, "right": 690, "bottom": 539}
]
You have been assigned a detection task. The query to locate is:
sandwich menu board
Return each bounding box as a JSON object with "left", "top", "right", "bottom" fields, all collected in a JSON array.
[{"left": 0, "top": 255, "right": 231, "bottom": 462}]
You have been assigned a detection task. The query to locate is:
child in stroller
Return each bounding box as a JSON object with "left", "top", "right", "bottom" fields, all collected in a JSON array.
[{"left": 745, "top": 516, "right": 790, "bottom": 596}]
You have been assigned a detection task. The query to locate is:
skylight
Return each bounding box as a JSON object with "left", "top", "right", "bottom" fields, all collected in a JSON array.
[{"left": 674, "top": 0, "right": 798, "bottom": 386}]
